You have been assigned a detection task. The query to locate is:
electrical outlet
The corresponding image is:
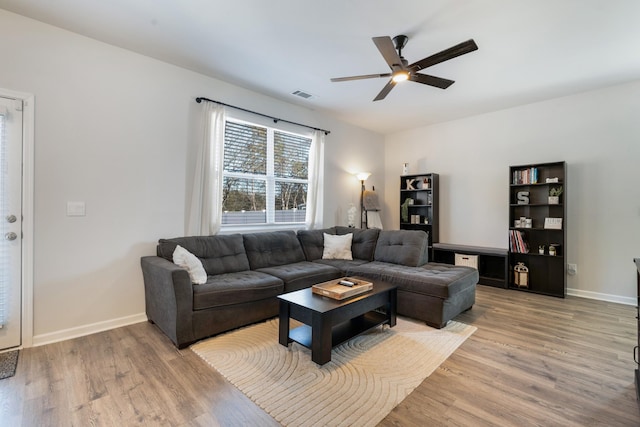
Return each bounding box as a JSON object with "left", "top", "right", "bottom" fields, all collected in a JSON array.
[{"left": 567, "top": 263, "right": 577, "bottom": 275}]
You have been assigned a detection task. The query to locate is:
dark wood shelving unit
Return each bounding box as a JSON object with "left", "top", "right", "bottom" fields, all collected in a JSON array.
[
  {"left": 400, "top": 173, "right": 439, "bottom": 254},
  {"left": 433, "top": 243, "right": 508, "bottom": 288},
  {"left": 509, "top": 161, "right": 566, "bottom": 297}
]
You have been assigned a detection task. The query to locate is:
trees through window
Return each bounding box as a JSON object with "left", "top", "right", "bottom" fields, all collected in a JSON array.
[{"left": 222, "top": 120, "right": 310, "bottom": 225}]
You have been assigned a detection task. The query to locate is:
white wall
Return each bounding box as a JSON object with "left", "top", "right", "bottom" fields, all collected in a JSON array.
[
  {"left": 384, "top": 81, "right": 640, "bottom": 302},
  {"left": 0, "top": 10, "right": 383, "bottom": 343},
  {"left": 3, "top": 6, "right": 634, "bottom": 343}
]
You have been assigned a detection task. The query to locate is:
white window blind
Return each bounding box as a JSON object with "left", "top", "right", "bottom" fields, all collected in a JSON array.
[{"left": 222, "top": 120, "right": 311, "bottom": 226}]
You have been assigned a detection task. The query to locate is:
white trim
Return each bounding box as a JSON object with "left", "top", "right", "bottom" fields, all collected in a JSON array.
[
  {"left": 32, "top": 313, "right": 148, "bottom": 347},
  {"left": 219, "top": 223, "right": 306, "bottom": 234},
  {"left": 21, "top": 94, "right": 35, "bottom": 348},
  {"left": 567, "top": 287, "right": 636, "bottom": 306},
  {"left": 221, "top": 119, "right": 311, "bottom": 229},
  {"left": 0, "top": 88, "right": 35, "bottom": 348}
]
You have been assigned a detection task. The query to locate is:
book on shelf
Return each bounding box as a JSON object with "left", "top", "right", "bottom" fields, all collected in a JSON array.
[
  {"left": 509, "top": 230, "right": 529, "bottom": 253},
  {"left": 512, "top": 167, "right": 539, "bottom": 185}
]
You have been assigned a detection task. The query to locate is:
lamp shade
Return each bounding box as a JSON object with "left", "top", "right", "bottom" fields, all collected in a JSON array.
[{"left": 356, "top": 172, "right": 371, "bottom": 181}]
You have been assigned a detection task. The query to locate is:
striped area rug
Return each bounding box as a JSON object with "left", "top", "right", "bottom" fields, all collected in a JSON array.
[{"left": 192, "top": 317, "right": 475, "bottom": 427}]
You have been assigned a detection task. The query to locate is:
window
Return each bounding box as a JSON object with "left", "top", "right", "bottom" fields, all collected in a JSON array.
[{"left": 221, "top": 120, "right": 311, "bottom": 226}]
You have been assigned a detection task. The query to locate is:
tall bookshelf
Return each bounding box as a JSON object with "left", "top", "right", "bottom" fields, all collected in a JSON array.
[
  {"left": 400, "top": 173, "right": 439, "bottom": 252},
  {"left": 509, "top": 161, "right": 566, "bottom": 297}
]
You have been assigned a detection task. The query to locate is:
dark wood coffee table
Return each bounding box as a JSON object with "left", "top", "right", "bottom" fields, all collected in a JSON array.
[{"left": 277, "top": 278, "right": 397, "bottom": 365}]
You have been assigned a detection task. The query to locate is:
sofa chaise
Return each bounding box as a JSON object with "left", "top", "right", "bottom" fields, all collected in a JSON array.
[{"left": 141, "top": 227, "right": 478, "bottom": 348}]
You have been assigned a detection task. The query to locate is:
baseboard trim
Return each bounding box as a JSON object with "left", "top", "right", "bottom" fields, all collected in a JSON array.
[
  {"left": 32, "top": 313, "right": 148, "bottom": 347},
  {"left": 567, "top": 287, "right": 636, "bottom": 306},
  {"left": 28, "top": 289, "right": 635, "bottom": 346}
]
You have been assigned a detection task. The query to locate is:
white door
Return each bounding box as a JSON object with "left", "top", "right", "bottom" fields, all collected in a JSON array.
[{"left": 0, "top": 95, "right": 22, "bottom": 350}]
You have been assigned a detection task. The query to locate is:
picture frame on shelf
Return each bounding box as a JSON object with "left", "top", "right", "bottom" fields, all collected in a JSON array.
[{"left": 544, "top": 217, "right": 563, "bottom": 230}]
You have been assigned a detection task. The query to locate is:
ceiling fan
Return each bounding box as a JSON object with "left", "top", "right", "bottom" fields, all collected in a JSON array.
[{"left": 330, "top": 35, "right": 478, "bottom": 101}]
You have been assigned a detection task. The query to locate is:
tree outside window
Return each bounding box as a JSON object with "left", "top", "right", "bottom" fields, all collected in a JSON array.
[{"left": 222, "top": 120, "right": 310, "bottom": 225}]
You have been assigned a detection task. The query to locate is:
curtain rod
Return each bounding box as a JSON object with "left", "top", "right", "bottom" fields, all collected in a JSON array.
[{"left": 196, "top": 97, "right": 330, "bottom": 135}]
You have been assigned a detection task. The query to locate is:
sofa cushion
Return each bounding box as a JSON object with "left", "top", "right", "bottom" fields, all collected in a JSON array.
[
  {"left": 322, "top": 233, "right": 353, "bottom": 260},
  {"left": 243, "top": 230, "right": 306, "bottom": 270},
  {"left": 193, "top": 271, "right": 284, "bottom": 310},
  {"left": 313, "top": 258, "right": 370, "bottom": 271},
  {"left": 257, "top": 261, "right": 342, "bottom": 293},
  {"left": 373, "top": 230, "right": 429, "bottom": 267},
  {"left": 172, "top": 245, "right": 207, "bottom": 285},
  {"left": 335, "top": 226, "right": 380, "bottom": 261},
  {"left": 297, "top": 227, "right": 336, "bottom": 261},
  {"left": 347, "top": 261, "right": 478, "bottom": 299},
  {"left": 157, "top": 234, "right": 250, "bottom": 275}
]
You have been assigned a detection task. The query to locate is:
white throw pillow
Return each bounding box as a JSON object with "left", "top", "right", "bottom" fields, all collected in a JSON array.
[
  {"left": 322, "top": 233, "right": 353, "bottom": 260},
  {"left": 172, "top": 245, "right": 207, "bottom": 285}
]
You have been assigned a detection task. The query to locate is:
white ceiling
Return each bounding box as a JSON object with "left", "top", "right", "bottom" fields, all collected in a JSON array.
[{"left": 1, "top": 0, "right": 640, "bottom": 134}]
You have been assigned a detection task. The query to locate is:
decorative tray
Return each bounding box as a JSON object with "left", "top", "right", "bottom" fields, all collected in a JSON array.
[{"left": 311, "top": 277, "right": 373, "bottom": 300}]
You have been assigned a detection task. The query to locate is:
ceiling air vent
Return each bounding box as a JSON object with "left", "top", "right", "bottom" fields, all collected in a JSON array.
[{"left": 291, "top": 90, "right": 315, "bottom": 100}]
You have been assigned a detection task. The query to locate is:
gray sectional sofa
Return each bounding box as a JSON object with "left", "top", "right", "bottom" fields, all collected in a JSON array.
[{"left": 141, "top": 227, "right": 478, "bottom": 348}]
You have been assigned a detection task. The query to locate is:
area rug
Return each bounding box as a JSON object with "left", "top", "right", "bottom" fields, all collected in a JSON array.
[
  {"left": 191, "top": 317, "right": 475, "bottom": 427},
  {"left": 0, "top": 350, "right": 19, "bottom": 380}
]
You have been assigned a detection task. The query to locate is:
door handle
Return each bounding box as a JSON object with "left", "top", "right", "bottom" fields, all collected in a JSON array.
[
  {"left": 6, "top": 215, "right": 17, "bottom": 223},
  {"left": 5, "top": 232, "right": 17, "bottom": 241}
]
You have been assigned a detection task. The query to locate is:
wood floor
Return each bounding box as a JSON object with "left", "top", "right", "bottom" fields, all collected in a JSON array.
[{"left": 1, "top": 285, "right": 638, "bottom": 426}]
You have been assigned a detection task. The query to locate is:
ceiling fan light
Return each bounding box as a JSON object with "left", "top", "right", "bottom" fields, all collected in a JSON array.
[{"left": 392, "top": 70, "right": 409, "bottom": 83}]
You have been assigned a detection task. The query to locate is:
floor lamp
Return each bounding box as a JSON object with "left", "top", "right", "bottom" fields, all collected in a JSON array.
[{"left": 355, "top": 172, "right": 371, "bottom": 228}]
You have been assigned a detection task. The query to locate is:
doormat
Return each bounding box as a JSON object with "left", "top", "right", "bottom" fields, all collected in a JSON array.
[{"left": 0, "top": 350, "right": 19, "bottom": 380}]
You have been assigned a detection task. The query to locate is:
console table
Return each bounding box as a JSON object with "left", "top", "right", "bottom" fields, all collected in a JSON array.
[{"left": 433, "top": 243, "right": 508, "bottom": 288}]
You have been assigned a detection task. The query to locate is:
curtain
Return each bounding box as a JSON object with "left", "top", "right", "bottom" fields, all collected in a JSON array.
[
  {"left": 305, "top": 130, "right": 325, "bottom": 229},
  {"left": 187, "top": 102, "right": 225, "bottom": 235}
]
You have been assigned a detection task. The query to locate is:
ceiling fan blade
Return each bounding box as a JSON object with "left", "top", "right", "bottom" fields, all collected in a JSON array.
[
  {"left": 372, "top": 36, "right": 404, "bottom": 70},
  {"left": 410, "top": 73, "right": 455, "bottom": 89},
  {"left": 409, "top": 39, "right": 478, "bottom": 72},
  {"left": 330, "top": 73, "right": 392, "bottom": 82},
  {"left": 373, "top": 80, "right": 397, "bottom": 101}
]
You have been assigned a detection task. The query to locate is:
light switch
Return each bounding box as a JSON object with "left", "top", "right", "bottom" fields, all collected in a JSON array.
[{"left": 67, "top": 201, "right": 86, "bottom": 217}]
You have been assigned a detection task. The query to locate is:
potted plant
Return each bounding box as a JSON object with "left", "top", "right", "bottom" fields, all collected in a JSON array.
[{"left": 548, "top": 186, "right": 563, "bottom": 204}]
